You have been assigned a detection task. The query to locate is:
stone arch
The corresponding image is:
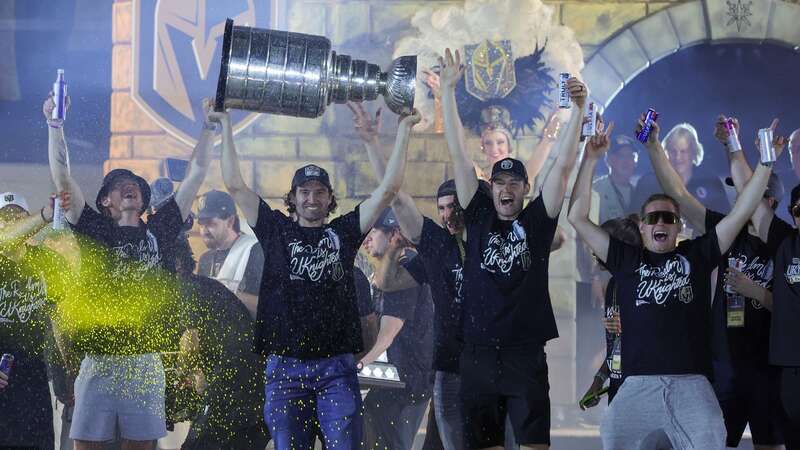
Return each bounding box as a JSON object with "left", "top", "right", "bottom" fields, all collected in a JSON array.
[{"left": 583, "top": 0, "right": 800, "bottom": 111}]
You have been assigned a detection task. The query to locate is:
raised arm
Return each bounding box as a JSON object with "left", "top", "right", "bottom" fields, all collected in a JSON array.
[
  {"left": 210, "top": 110, "right": 260, "bottom": 227},
  {"left": 639, "top": 118, "right": 706, "bottom": 232},
  {"left": 44, "top": 95, "right": 84, "bottom": 225},
  {"left": 439, "top": 49, "right": 479, "bottom": 209},
  {"left": 716, "top": 161, "right": 775, "bottom": 255},
  {"left": 348, "top": 102, "right": 424, "bottom": 243},
  {"left": 358, "top": 110, "right": 421, "bottom": 234},
  {"left": 0, "top": 196, "right": 60, "bottom": 247},
  {"left": 716, "top": 116, "right": 782, "bottom": 242},
  {"left": 540, "top": 77, "right": 586, "bottom": 218},
  {"left": 568, "top": 123, "right": 615, "bottom": 262},
  {"left": 525, "top": 111, "right": 560, "bottom": 183},
  {"left": 174, "top": 99, "right": 214, "bottom": 221}
]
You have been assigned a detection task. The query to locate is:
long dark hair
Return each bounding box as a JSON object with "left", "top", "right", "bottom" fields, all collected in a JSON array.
[{"left": 283, "top": 190, "right": 338, "bottom": 217}]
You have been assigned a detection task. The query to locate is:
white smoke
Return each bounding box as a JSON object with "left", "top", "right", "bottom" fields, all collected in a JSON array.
[{"left": 393, "top": 0, "right": 584, "bottom": 131}]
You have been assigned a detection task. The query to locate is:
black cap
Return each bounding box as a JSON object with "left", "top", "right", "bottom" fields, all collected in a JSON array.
[
  {"left": 490, "top": 157, "right": 528, "bottom": 183},
  {"left": 436, "top": 179, "right": 457, "bottom": 199},
  {"left": 291, "top": 164, "right": 332, "bottom": 191},
  {"left": 725, "top": 173, "right": 785, "bottom": 201},
  {"left": 374, "top": 207, "right": 399, "bottom": 230},
  {"left": 198, "top": 190, "right": 237, "bottom": 220},
  {"left": 96, "top": 169, "right": 151, "bottom": 215}
]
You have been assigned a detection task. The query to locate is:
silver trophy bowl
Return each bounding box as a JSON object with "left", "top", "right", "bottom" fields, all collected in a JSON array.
[{"left": 215, "top": 19, "right": 416, "bottom": 117}]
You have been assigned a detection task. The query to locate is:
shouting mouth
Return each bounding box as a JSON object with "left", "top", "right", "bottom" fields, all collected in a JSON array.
[
  {"left": 500, "top": 195, "right": 514, "bottom": 206},
  {"left": 653, "top": 230, "right": 669, "bottom": 243}
]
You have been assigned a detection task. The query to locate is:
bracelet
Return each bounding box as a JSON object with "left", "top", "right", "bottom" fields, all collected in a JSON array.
[
  {"left": 40, "top": 207, "right": 52, "bottom": 223},
  {"left": 760, "top": 161, "right": 773, "bottom": 167}
]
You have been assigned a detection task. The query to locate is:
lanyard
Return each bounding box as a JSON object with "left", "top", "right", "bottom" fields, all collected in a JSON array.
[{"left": 456, "top": 237, "right": 465, "bottom": 263}]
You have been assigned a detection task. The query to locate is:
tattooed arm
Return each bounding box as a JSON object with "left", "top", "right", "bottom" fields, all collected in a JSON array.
[{"left": 45, "top": 96, "right": 84, "bottom": 225}]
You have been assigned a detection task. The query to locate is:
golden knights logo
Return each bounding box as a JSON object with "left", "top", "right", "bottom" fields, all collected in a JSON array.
[
  {"left": 132, "top": 0, "right": 275, "bottom": 145},
  {"left": 464, "top": 40, "right": 516, "bottom": 102}
]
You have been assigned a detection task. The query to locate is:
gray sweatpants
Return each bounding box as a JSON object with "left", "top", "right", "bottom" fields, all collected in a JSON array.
[{"left": 600, "top": 375, "right": 726, "bottom": 450}]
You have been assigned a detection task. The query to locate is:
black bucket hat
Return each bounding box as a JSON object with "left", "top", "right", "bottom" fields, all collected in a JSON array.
[{"left": 96, "top": 169, "right": 151, "bottom": 215}]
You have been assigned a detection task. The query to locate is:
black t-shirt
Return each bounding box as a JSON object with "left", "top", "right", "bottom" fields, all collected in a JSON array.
[
  {"left": 766, "top": 216, "right": 800, "bottom": 366},
  {"left": 354, "top": 266, "right": 374, "bottom": 317},
  {"left": 179, "top": 274, "right": 264, "bottom": 431},
  {"left": 252, "top": 199, "right": 365, "bottom": 359},
  {"left": 405, "top": 217, "right": 464, "bottom": 373},
  {"left": 461, "top": 190, "right": 559, "bottom": 345},
  {"left": 68, "top": 199, "right": 186, "bottom": 354},
  {"left": 603, "top": 278, "right": 622, "bottom": 400},
  {"left": 198, "top": 239, "right": 264, "bottom": 296},
  {"left": 706, "top": 210, "right": 775, "bottom": 366},
  {"left": 604, "top": 231, "right": 720, "bottom": 378},
  {"left": 375, "top": 278, "right": 434, "bottom": 396}
]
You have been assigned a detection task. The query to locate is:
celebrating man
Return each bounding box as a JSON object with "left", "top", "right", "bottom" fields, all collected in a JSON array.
[{"left": 213, "top": 104, "right": 420, "bottom": 449}]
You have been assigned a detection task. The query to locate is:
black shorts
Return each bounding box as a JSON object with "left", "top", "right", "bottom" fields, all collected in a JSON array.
[
  {"left": 718, "top": 363, "right": 784, "bottom": 447},
  {"left": 459, "top": 343, "right": 549, "bottom": 448}
]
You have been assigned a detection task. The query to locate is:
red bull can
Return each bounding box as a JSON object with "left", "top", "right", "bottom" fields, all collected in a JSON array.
[
  {"left": 637, "top": 108, "right": 658, "bottom": 143},
  {"left": 758, "top": 127, "right": 776, "bottom": 164},
  {"left": 582, "top": 102, "right": 597, "bottom": 137},
  {"left": 559, "top": 72, "right": 571, "bottom": 109},
  {"left": 725, "top": 118, "right": 742, "bottom": 152},
  {"left": 0, "top": 353, "right": 13, "bottom": 378}
]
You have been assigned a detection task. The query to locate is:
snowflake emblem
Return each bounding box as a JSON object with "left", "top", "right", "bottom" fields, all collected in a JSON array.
[{"left": 726, "top": 0, "right": 753, "bottom": 32}]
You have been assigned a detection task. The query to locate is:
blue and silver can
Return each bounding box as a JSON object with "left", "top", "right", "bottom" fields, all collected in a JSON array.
[
  {"left": 559, "top": 72, "right": 570, "bottom": 109},
  {"left": 52, "top": 69, "right": 67, "bottom": 123},
  {"left": 0, "top": 353, "right": 14, "bottom": 378},
  {"left": 637, "top": 108, "right": 658, "bottom": 143}
]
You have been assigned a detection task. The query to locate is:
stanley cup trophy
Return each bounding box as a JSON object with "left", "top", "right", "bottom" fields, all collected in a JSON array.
[{"left": 214, "top": 19, "right": 416, "bottom": 117}]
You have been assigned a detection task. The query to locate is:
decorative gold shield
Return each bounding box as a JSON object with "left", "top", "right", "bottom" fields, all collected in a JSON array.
[{"left": 464, "top": 40, "right": 516, "bottom": 102}]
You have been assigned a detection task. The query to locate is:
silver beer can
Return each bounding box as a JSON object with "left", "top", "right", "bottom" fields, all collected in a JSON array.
[{"left": 559, "top": 72, "right": 570, "bottom": 109}]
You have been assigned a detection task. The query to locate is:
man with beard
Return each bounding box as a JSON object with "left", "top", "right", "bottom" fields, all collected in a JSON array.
[
  {"left": 196, "top": 190, "right": 263, "bottom": 318},
  {"left": 438, "top": 47, "right": 586, "bottom": 450},
  {"left": 0, "top": 192, "right": 69, "bottom": 450},
  {"left": 214, "top": 103, "right": 420, "bottom": 449},
  {"left": 647, "top": 115, "right": 787, "bottom": 450},
  {"left": 568, "top": 117, "right": 776, "bottom": 449},
  {"left": 45, "top": 95, "right": 214, "bottom": 449}
]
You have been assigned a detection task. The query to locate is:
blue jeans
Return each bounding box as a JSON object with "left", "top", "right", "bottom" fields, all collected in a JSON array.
[{"left": 264, "top": 353, "right": 362, "bottom": 450}]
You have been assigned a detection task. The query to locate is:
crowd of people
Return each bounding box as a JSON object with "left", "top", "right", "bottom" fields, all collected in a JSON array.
[{"left": 2, "top": 46, "right": 800, "bottom": 450}]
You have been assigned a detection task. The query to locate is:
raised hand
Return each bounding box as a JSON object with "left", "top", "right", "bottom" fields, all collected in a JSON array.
[
  {"left": 714, "top": 114, "right": 740, "bottom": 147},
  {"left": 438, "top": 48, "right": 465, "bottom": 91},
  {"left": 43, "top": 93, "right": 70, "bottom": 124},
  {"left": 347, "top": 102, "right": 382, "bottom": 143},
  {"left": 542, "top": 110, "right": 562, "bottom": 141},
  {"left": 399, "top": 108, "right": 423, "bottom": 129},
  {"left": 635, "top": 114, "right": 661, "bottom": 149},
  {"left": 585, "top": 121, "right": 615, "bottom": 159},
  {"left": 566, "top": 78, "right": 587, "bottom": 109},
  {"left": 421, "top": 68, "right": 441, "bottom": 99},
  {"left": 206, "top": 99, "right": 229, "bottom": 127}
]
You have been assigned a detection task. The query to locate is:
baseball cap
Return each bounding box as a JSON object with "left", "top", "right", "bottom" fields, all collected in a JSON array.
[
  {"left": 436, "top": 179, "right": 457, "bottom": 199},
  {"left": 608, "top": 135, "right": 643, "bottom": 155},
  {"left": 198, "top": 190, "right": 237, "bottom": 220},
  {"left": 725, "top": 173, "right": 784, "bottom": 201},
  {"left": 374, "top": 207, "right": 399, "bottom": 230},
  {"left": 490, "top": 157, "right": 528, "bottom": 184},
  {"left": 0, "top": 192, "right": 29, "bottom": 212},
  {"left": 291, "top": 164, "right": 332, "bottom": 191},
  {"left": 96, "top": 169, "right": 151, "bottom": 215}
]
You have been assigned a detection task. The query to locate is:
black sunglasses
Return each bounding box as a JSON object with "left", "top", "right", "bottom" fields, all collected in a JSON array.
[{"left": 642, "top": 210, "right": 680, "bottom": 225}]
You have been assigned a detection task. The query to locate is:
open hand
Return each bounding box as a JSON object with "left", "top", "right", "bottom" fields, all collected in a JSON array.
[
  {"left": 347, "top": 102, "right": 382, "bottom": 143},
  {"left": 438, "top": 48, "right": 465, "bottom": 91},
  {"left": 422, "top": 68, "right": 441, "bottom": 99}
]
